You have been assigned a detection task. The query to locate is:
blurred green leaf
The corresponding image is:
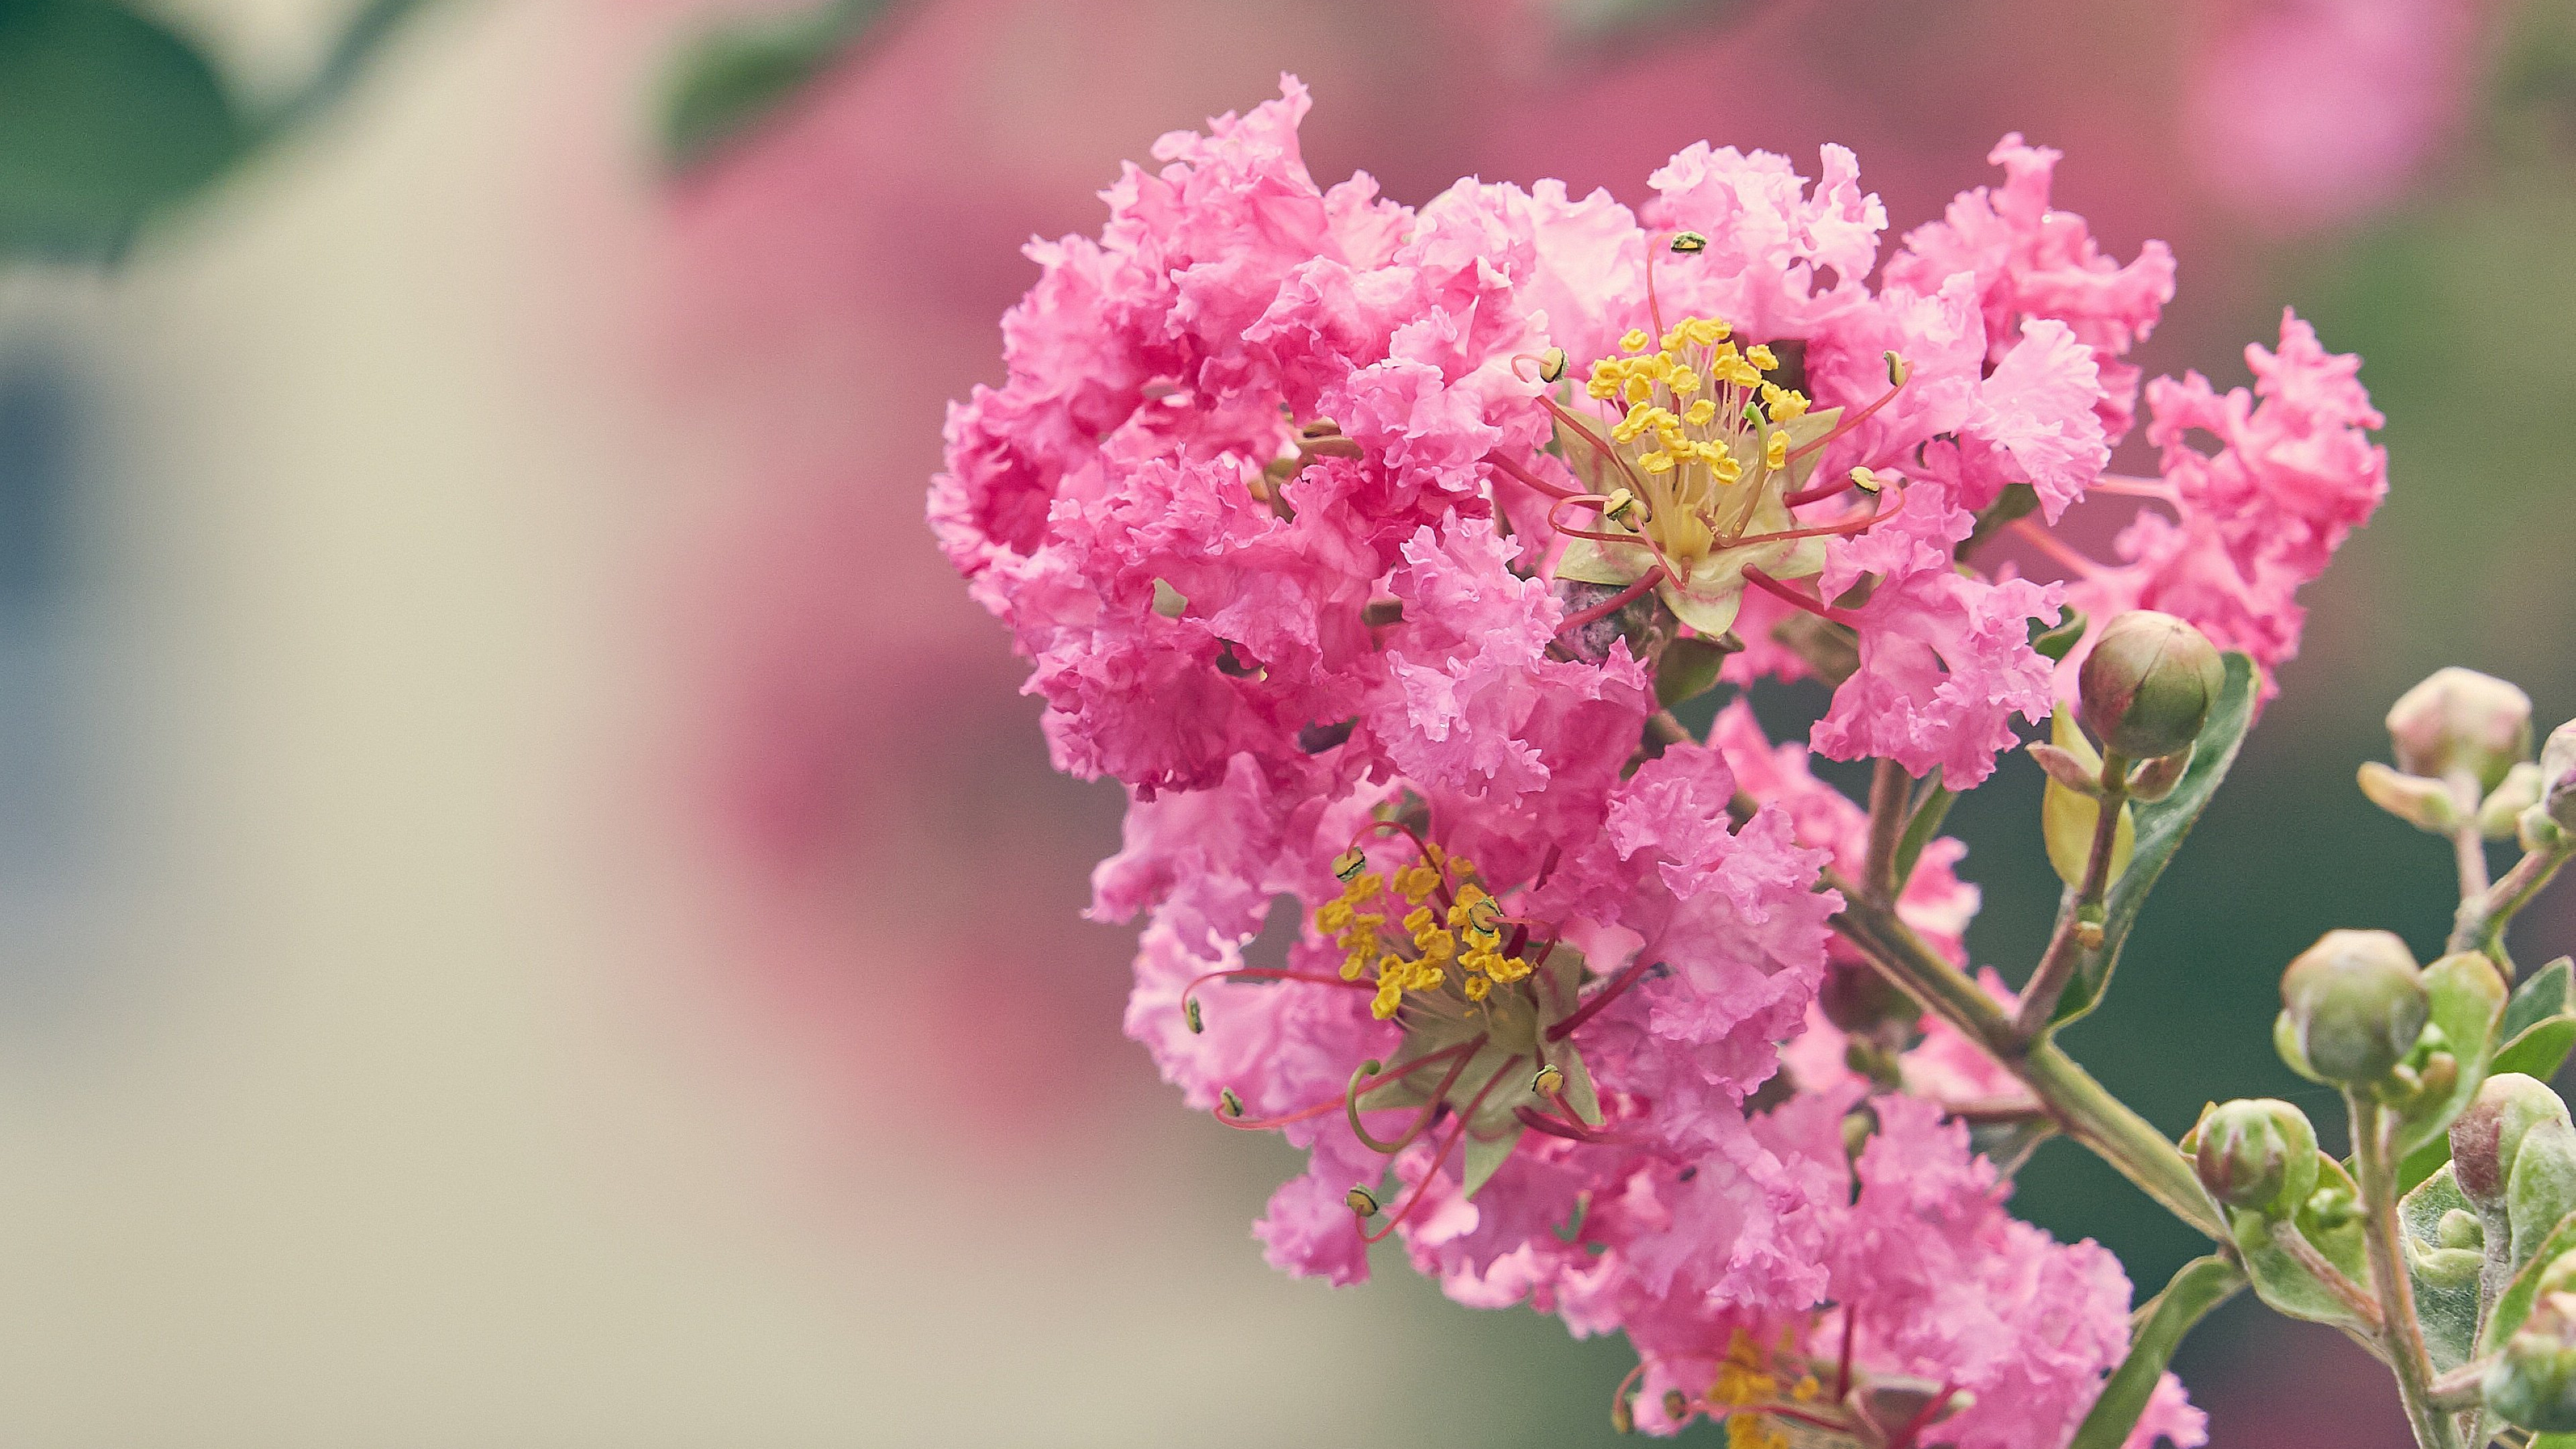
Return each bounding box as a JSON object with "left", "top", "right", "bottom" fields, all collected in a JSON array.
[
  {"left": 254, "top": 0, "right": 434, "bottom": 143},
  {"left": 2067, "top": 1254, "right": 2242, "bottom": 1449},
  {"left": 658, "top": 0, "right": 895, "bottom": 175},
  {"left": 2052, "top": 653, "right": 2258, "bottom": 1024},
  {"left": 0, "top": 0, "right": 244, "bottom": 260}
]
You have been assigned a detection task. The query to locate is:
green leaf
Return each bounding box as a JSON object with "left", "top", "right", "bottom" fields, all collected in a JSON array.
[
  {"left": 252, "top": 0, "right": 434, "bottom": 144},
  {"left": 2233, "top": 1153, "right": 2375, "bottom": 1332},
  {"left": 2051, "top": 652, "right": 2259, "bottom": 1024},
  {"left": 2042, "top": 706, "right": 2133, "bottom": 889},
  {"left": 657, "top": 0, "right": 895, "bottom": 174},
  {"left": 2400, "top": 1165, "right": 2485, "bottom": 1369},
  {"left": 1890, "top": 775, "right": 1953, "bottom": 891},
  {"left": 2393, "top": 953, "right": 2509, "bottom": 1167},
  {"left": 2496, "top": 957, "right": 2576, "bottom": 1081},
  {"left": 2067, "top": 1255, "right": 2244, "bottom": 1449},
  {"left": 0, "top": 0, "right": 246, "bottom": 260},
  {"left": 2487, "top": 1203, "right": 2576, "bottom": 1347}
]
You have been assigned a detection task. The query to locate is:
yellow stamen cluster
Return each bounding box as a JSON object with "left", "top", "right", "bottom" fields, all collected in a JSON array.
[
  {"left": 1576, "top": 315, "right": 1813, "bottom": 572},
  {"left": 1315, "top": 845, "right": 1531, "bottom": 1020},
  {"left": 1711, "top": 1332, "right": 1793, "bottom": 1449}
]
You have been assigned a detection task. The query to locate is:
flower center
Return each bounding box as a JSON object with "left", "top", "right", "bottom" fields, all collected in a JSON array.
[{"left": 1580, "top": 317, "right": 1814, "bottom": 578}]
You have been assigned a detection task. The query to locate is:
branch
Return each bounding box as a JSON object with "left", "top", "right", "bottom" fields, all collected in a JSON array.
[{"left": 2015, "top": 748, "right": 2130, "bottom": 1038}]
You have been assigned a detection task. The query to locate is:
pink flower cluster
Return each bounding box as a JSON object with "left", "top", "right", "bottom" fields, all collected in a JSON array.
[{"left": 932, "top": 77, "right": 2383, "bottom": 1445}]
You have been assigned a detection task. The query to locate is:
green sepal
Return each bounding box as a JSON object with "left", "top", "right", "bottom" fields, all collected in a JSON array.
[
  {"left": 2400, "top": 1164, "right": 2485, "bottom": 1368},
  {"left": 1654, "top": 635, "right": 1731, "bottom": 710},
  {"left": 2049, "top": 653, "right": 2259, "bottom": 1026},
  {"left": 2392, "top": 953, "right": 2508, "bottom": 1171},
  {"left": 2497, "top": 957, "right": 2576, "bottom": 1081},
  {"left": 2231, "top": 1152, "right": 2375, "bottom": 1332},
  {"left": 2065, "top": 1254, "right": 2244, "bottom": 1449}
]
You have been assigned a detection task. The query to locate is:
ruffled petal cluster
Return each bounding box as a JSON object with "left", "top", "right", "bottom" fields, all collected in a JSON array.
[{"left": 918, "top": 77, "right": 2377, "bottom": 1449}]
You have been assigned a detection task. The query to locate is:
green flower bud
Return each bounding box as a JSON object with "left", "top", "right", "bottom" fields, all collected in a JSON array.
[
  {"left": 2077, "top": 611, "right": 2225, "bottom": 759},
  {"left": 2277, "top": 930, "right": 2428, "bottom": 1085},
  {"left": 2453, "top": 1073, "right": 2573, "bottom": 1210},
  {"left": 2488, "top": 1287, "right": 2576, "bottom": 1432},
  {"left": 2192, "top": 1098, "right": 2319, "bottom": 1216},
  {"left": 2438, "top": 1208, "right": 2485, "bottom": 1250},
  {"left": 2387, "top": 667, "right": 2532, "bottom": 794}
]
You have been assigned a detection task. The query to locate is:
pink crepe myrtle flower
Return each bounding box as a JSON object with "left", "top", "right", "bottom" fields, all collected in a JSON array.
[
  {"left": 2051, "top": 310, "right": 2389, "bottom": 703},
  {"left": 926, "top": 75, "right": 2303, "bottom": 1446}
]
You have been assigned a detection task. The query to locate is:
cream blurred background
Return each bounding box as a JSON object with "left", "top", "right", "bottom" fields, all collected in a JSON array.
[{"left": 0, "top": 3, "right": 1576, "bottom": 1443}]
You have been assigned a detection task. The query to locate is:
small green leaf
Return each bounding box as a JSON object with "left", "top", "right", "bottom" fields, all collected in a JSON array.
[
  {"left": 2393, "top": 953, "right": 2508, "bottom": 1166},
  {"left": 2497, "top": 957, "right": 2576, "bottom": 1081},
  {"left": 2030, "top": 605, "right": 2088, "bottom": 663},
  {"left": 2051, "top": 652, "right": 2259, "bottom": 1024},
  {"left": 0, "top": 0, "right": 246, "bottom": 260},
  {"left": 2400, "top": 1165, "right": 2484, "bottom": 1368},
  {"left": 1890, "top": 775, "right": 1954, "bottom": 891},
  {"left": 657, "top": 0, "right": 895, "bottom": 174},
  {"left": 2067, "top": 1255, "right": 2244, "bottom": 1449},
  {"left": 2234, "top": 1153, "right": 2375, "bottom": 1332},
  {"left": 2043, "top": 706, "right": 2133, "bottom": 890},
  {"left": 2487, "top": 1204, "right": 2576, "bottom": 1347}
]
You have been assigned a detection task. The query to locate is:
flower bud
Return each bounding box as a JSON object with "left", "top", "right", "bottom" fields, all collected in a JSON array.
[
  {"left": 2192, "top": 1099, "right": 2319, "bottom": 1216},
  {"left": 2357, "top": 761, "right": 2462, "bottom": 835},
  {"left": 2277, "top": 930, "right": 2428, "bottom": 1085},
  {"left": 2387, "top": 667, "right": 2531, "bottom": 793},
  {"left": 2513, "top": 1119, "right": 2576, "bottom": 1266},
  {"left": 2544, "top": 718, "right": 2576, "bottom": 837},
  {"left": 2454, "top": 1073, "right": 2573, "bottom": 1210},
  {"left": 2488, "top": 1278, "right": 2576, "bottom": 1432},
  {"left": 2077, "top": 612, "right": 2225, "bottom": 759}
]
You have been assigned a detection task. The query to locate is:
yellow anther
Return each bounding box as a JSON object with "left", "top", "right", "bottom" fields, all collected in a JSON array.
[
  {"left": 1666, "top": 369, "right": 1702, "bottom": 397},
  {"left": 1402, "top": 905, "right": 1436, "bottom": 934},
  {"left": 1534, "top": 1063, "right": 1566, "bottom": 1095},
  {"left": 1670, "top": 231, "right": 1709, "bottom": 254},
  {"left": 1340, "top": 949, "right": 1369, "bottom": 981},
  {"left": 1587, "top": 373, "right": 1620, "bottom": 401},
  {"left": 1623, "top": 375, "right": 1655, "bottom": 405},
  {"left": 1462, "top": 975, "right": 1491, "bottom": 1002},
  {"left": 1417, "top": 932, "right": 1457, "bottom": 966},
  {"left": 1849, "top": 466, "right": 1886, "bottom": 494},
  {"left": 1764, "top": 431, "right": 1789, "bottom": 470},
  {"left": 1790, "top": 1375, "right": 1821, "bottom": 1403},
  {"left": 1685, "top": 398, "right": 1718, "bottom": 427},
  {"left": 1885, "top": 350, "right": 1910, "bottom": 387},
  {"left": 1341, "top": 871, "right": 1383, "bottom": 904},
  {"left": 1185, "top": 997, "right": 1203, "bottom": 1033},
  {"left": 1317, "top": 900, "right": 1354, "bottom": 933},
  {"left": 1746, "top": 343, "right": 1778, "bottom": 371},
  {"left": 1604, "top": 488, "right": 1650, "bottom": 529},
  {"left": 1446, "top": 855, "right": 1474, "bottom": 878},
  {"left": 1395, "top": 865, "right": 1441, "bottom": 902},
  {"left": 1537, "top": 346, "right": 1567, "bottom": 383},
  {"left": 1345, "top": 1186, "right": 1381, "bottom": 1217},
  {"left": 1759, "top": 383, "right": 1808, "bottom": 421},
  {"left": 1640, "top": 451, "right": 1677, "bottom": 474},
  {"left": 1221, "top": 1088, "right": 1245, "bottom": 1117},
  {"left": 1332, "top": 847, "right": 1367, "bottom": 881},
  {"left": 1621, "top": 329, "right": 1652, "bottom": 353},
  {"left": 1489, "top": 955, "right": 1532, "bottom": 983}
]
